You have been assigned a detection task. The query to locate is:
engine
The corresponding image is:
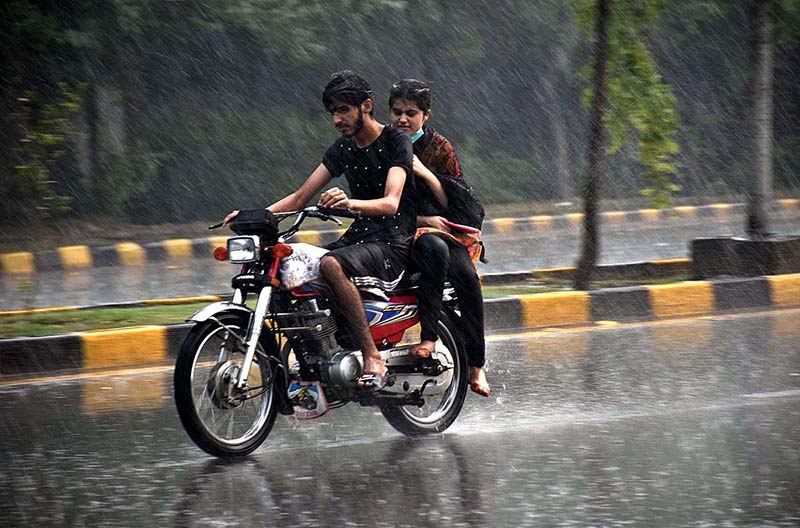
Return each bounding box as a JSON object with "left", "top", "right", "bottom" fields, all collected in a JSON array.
[{"left": 275, "top": 299, "right": 360, "bottom": 387}]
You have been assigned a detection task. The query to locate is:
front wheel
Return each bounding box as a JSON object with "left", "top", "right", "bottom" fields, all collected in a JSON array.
[
  {"left": 174, "top": 312, "right": 279, "bottom": 458},
  {"left": 381, "top": 312, "right": 468, "bottom": 435}
]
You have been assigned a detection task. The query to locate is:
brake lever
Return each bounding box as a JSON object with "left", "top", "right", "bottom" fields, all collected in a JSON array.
[{"left": 308, "top": 210, "right": 343, "bottom": 226}]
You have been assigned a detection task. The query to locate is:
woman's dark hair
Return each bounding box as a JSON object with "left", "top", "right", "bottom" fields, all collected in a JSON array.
[
  {"left": 322, "top": 70, "right": 374, "bottom": 114},
  {"left": 389, "top": 79, "right": 432, "bottom": 112}
]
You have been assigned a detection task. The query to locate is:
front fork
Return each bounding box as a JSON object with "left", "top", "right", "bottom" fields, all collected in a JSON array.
[{"left": 235, "top": 285, "right": 273, "bottom": 390}]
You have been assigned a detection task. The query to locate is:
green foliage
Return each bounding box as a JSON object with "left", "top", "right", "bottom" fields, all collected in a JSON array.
[
  {"left": 1, "top": 83, "right": 84, "bottom": 221},
  {"left": 3, "top": 0, "right": 799, "bottom": 227},
  {"left": 459, "top": 137, "right": 544, "bottom": 204},
  {"left": 98, "top": 140, "right": 167, "bottom": 216},
  {"left": 575, "top": 0, "right": 680, "bottom": 208}
]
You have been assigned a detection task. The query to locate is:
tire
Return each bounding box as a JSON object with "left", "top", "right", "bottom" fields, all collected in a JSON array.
[
  {"left": 174, "top": 312, "right": 279, "bottom": 458},
  {"left": 380, "top": 312, "right": 468, "bottom": 435}
]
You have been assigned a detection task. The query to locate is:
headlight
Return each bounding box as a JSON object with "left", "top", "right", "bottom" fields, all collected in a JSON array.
[{"left": 227, "top": 236, "right": 260, "bottom": 263}]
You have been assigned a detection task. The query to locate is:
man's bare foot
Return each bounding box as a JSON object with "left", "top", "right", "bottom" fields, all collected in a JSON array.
[
  {"left": 361, "top": 354, "right": 387, "bottom": 377},
  {"left": 410, "top": 339, "right": 435, "bottom": 358},
  {"left": 358, "top": 354, "right": 388, "bottom": 391},
  {"left": 470, "top": 367, "right": 491, "bottom": 397}
]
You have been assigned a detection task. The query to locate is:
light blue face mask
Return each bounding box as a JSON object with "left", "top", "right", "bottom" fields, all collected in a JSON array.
[{"left": 410, "top": 128, "right": 424, "bottom": 143}]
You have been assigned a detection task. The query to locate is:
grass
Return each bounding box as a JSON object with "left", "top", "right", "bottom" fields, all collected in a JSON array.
[
  {"left": 0, "top": 274, "right": 688, "bottom": 338},
  {"left": 0, "top": 303, "right": 209, "bottom": 338}
]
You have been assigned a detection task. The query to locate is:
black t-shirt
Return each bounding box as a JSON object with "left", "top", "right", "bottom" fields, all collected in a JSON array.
[{"left": 322, "top": 126, "right": 416, "bottom": 247}]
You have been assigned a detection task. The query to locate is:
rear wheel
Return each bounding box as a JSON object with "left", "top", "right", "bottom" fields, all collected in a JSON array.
[
  {"left": 174, "top": 312, "right": 279, "bottom": 458},
  {"left": 380, "top": 312, "right": 468, "bottom": 435}
]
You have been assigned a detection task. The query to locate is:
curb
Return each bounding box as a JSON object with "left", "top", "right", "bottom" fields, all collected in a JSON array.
[
  {"left": 481, "top": 258, "right": 691, "bottom": 285},
  {"left": 3, "top": 200, "right": 798, "bottom": 275},
  {"left": 2, "top": 273, "right": 798, "bottom": 381},
  {"left": 0, "top": 259, "right": 691, "bottom": 319}
]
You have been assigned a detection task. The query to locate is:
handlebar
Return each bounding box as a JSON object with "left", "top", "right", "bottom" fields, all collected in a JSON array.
[
  {"left": 209, "top": 205, "right": 360, "bottom": 232},
  {"left": 278, "top": 205, "right": 360, "bottom": 241},
  {"left": 316, "top": 206, "right": 361, "bottom": 220}
]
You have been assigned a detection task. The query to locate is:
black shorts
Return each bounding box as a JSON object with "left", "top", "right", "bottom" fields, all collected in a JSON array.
[{"left": 324, "top": 241, "right": 409, "bottom": 291}]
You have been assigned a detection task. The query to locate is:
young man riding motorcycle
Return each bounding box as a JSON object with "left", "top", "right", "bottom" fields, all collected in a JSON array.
[{"left": 224, "top": 70, "right": 416, "bottom": 390}]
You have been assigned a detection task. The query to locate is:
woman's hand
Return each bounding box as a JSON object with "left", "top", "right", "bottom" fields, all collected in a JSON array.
[
  {"left": 412, "top": 155, "right": 448, "bottom": 208},
  {"left": 319, "top": 187, "right": 351, "bottom": 209},
  {"left": 223, "top": 210, "right": 240, "bottom": 226},
  {"left": 412, "top": 155, "right": 435, "bottom": 181},
  {"left": 418, "top": 215, "right": 451, "bottom": 232}
]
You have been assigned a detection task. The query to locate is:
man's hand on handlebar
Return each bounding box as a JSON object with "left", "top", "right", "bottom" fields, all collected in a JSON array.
[
  {"left": 318, "top": 187, "right": 351, "bottom": 209},
  {"left": 222, "top": 210, "right": 240, "bottom": 226}
]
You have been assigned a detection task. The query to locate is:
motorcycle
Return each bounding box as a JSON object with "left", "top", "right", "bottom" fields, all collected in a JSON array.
[{"left": 173, "top": 206, "right": 469, "bottom": 458}]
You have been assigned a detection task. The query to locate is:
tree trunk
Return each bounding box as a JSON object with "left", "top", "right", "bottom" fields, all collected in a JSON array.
[
  {"left": 574, "top": 0, "right": 610, "bottom": 290},
  {"left": 746, "top": 0, "right": 774, "bottom": 239}
]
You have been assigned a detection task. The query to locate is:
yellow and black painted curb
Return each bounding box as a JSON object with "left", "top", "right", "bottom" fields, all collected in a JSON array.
[
  {"left": 1, "top": 273, "right": 798, "bottom": 381},
  {"left": 0, "top": 260, "right": 689, "bottom": 319},
  {"left": 0, "top": 236, "right": 231, "bottom": 275},
  {"left": 3, "top": 200, "right": 798, "bottom": 275},
  {"left": 481, "top": 258, "right": 691, "bottom": 285}
]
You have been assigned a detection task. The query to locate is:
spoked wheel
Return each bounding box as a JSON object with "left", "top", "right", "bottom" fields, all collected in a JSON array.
[
  {"left": 381, "top": 313, "right": 468, "bottom": 435},
  {"left": 174, "top": 312, "right": 279, "bottom": 458}
]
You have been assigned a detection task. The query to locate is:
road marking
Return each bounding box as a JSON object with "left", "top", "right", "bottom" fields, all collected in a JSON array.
[
  {"left": 57, "top": 245, "right": 92, "bottom": 269},
  {"left": 164, "top": 239, "right": 193, "bottom": 259},
  {"left": 295, "top": 230, "right": 321, "bottom": 245},
  {"left": 710, "top": 203, "right": 732, "bottom": 218},
  {"left": 491, "top": 217, "right": 516, "bottom": 234},
  {"left": 767, "top": 273, "right": 800, "bottom": 307},
  {"left": 115, "top": 242, "right": 145, "bottom": 266},
  {"left": 530, "top": 215, "right": 552, "bottom": 232},
  {"left": 673, "top": 205, "right": 698, "bottom": 218},
  {"left": 208, "top": 236, "right": 229, "bottom": 253},
  {"left": 144, "top": 295, "right": 222, "bottom": 305},
  {"left": 0, "top": 305, "right": 81, "bottom": 317},
  {"left": 0, "top": 252, "right": 34, "bottom": 274},
  {"left": 638, "top": 209, "right": 661, "bottom": 222},
  {"left": 602, "top": 211, "right": 626, "bottom": 224},
  {"left": 80, "top": 325, "right": 167, "bottom": 369},
  {"left": 565, "top": 213, "right": 583, "bottom": 229},
  {"left": 518, "top": 291, "right": 590, "bottom": 327},
  {"left": 648, "top": 281, "right": 714, "bottom": 318}
]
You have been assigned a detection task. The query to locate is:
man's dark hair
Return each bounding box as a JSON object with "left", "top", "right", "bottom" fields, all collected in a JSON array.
[
  {"left": 389, "top": 79, "right": 432, "bottom": 112},
  {"left": 322, "top": 70, "right": 374, "bottom": 115}
]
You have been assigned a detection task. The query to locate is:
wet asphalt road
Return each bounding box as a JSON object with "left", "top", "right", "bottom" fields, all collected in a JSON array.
[
  {"left": 2, "top": 216, "right": 799, "bottom": 310},
  {"left": 2, "top": 310, "right": 799, "bottom": 526}
]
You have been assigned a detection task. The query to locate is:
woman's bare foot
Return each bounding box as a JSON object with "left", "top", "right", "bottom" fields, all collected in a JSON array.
[
  {"left": 410, "top": 339, "right": 435, "bottom": 358},
  {"left": 469, "top": 367, "right": 491, "bottom": 397}
]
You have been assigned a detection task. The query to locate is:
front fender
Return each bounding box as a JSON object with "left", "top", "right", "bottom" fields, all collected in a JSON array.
[
  {"left": 186, "top": 301, "right": 253, "bottom": 323},
  {"left": 187, "top": 300, "right": 294, "bottom": 416}
]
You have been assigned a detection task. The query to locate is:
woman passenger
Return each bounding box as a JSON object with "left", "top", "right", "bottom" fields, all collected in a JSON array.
[{"left": 389, "top": 79, "right": 490, "bottom": 397}]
